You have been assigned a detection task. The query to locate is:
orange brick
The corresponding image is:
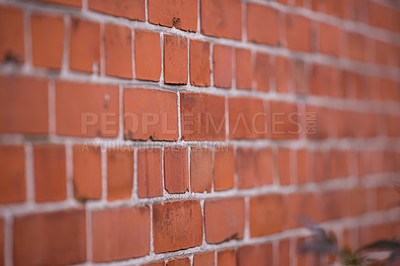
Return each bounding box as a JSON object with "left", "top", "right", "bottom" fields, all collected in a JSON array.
[
  {"left": 205, "top": 198, "right": 245, "bottom": 243},
  {"left": 29, "top": 0, "right": 82, "bottom": 7},
  {"left": 279, "top": 239, "right": 291, "bottom": 266},
  {"left": 180, "top": 92, "right": 226, "bottom": 141},
  {"left": 285, "top": 14, "right": 311, "bottom": 52},
  {"left": 55, "top": 81, "right": 119, "bottom": 138},
  {"left": 153, "top": 200, "right": 202, "bottom": 253},
  {"left": 278, "top": 148, "right": 292, "bottom": 185},
  {"left": 236, "top": 147, "right": 256, "bottom": 189},
  {"left": 238, "top": 244, "right": 273, "bottom": 266},
  {"left": 88, "top": 0, "right": 145, "bottom": 21},
  {"left": 235, "top": 48, "right": 252, "bottom": 90},
  {"left": 347, "top": 32, "right": 366, "bottom": 61},
  {"left": 92, "top": 206, "right": 150, "bottom": 262},
  {"left": 137, "top": 148, "right": 163, "bottom": 198},
  {"left": 229, "top": 97, "right": 266, "bottom": 139},
  {"left": 297, "top": 149, "right": 310, "bottom": 184},
  {"left": 255, "top": 148, "right": 274, "bottom": 186},
  {"left": 104, "top": 24, "right": 132, "bottom": 78},
  {"left": 164, "top": 35, "right": 188, "bottom": 84},
  {"left": 269, "top": 101, "right": 299, "bottom": 140},
  {"left": 285, "top": 192, "right": 320, "bottom": 229},
  {"left": 254, "top": 52, "right": 270, "bottom": 92},
  {"left": 313, "top": 150, "right": 331, "bottom": 183},
  {"left": 213, "top": 45, "right": 232, "bottom": 88},
  {"left": 329, "top": 149, "right": 348, "bottom": 179},
  {"left": 167, "top": 257, "right": 191, "bottom": 266},
  {"left": 69, "top": 18, "right": 100, "bottom": 73},
  {"left": 31, "top": 13, "right": 64, "bottom": 69},
  {"left": 213, "top": 146, "right": 234, "bottom": 191},
  {"left": 217, "top": 249, "right": 236, "bottom": 266},
  {"left": 164, "top": 147, "right": 188, "bottom": 194},
  {"left": 0, "top": 6, "right": 24, "bottom": 63},
  {"left": 0, "top": 146, "right": 26, "bottom": 204},
  {"left": 0, "top": 76, "right": 48, "bottom": 134},
  {"left": 201, "top": 0, "right": 242, "bottom": 40},
  {"left": 123, "top": 88, "right": 178, "bottom": 141},
  {"left": 13, "top": 209, "right": 86, "bottom": 265},
  {"left": 250, "top": 194, "right": 284, "bottom": 237},
  {"left": 107, "top": 148, "right": 133, "bottom": 201},
  {"left": 148, "top": 0, "right": 197, "bottom": 32},
  {"left": 246, "top": 3, "right": 280, "bottom": 46},
  {"left": 305, "top": 105, "right": 335, "bottom": 140},
  {"left": 190, "top": 40, "right": 210, "bottom": 87},
  {"left": 319, "top": 22, "right": 341, "bottom": 57},
  {"left": 34, "top": 144, "right": 66, "bottom": 203},
  {"left": 134, "top": 29, "right": 161, "bottom": 81},
  {"left": 73, "top": 145, "right": 102, "bottom": 200},
  {"left": 190, "top": 146, "right": 212, "bottom": 193},
  {"left": 274, "top": 56, "right": 290, "bottom": 93},
  {"left": 309, "top": 64, "right": 328, "bottom": 96},
  {"left": 193, "top": 252, "right": 214, "bottom": 266}
]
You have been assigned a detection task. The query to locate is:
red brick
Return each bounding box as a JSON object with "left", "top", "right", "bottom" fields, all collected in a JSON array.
[
  {"left": 217, "top": 249, "right": 236, "bottom": 266},
  {"left": 238, "top": 243, "right": 273, "bottom": 266},
  {"left": 229, "top": 97, "right": 266, "bottom": 139},
  {"left": 236, "top": 147, "right": 256, "bottom": 189},
  {"left": 319, "top": 22, "right": 341, "bottom": 57},
  {"left": 73, "top": 145, "right": 102, "bottom": 200},
  {"left": 255, "top": 148, "right": 274, "bottom": 186},
  {"left": 235, "top": 48, "right": 252, "bottom": 90},
  {"left": 148, "top": 0, "right": 197, "bottom": 32},
  {"left": 55, "top": 81, "right": 119, "bottom": 137},
  {"left": 246, "top": 4, "right": 280, "bottom": 46},
  {"left": 380, "top": 78, "right": 400, "bottom": 102},
  {"left": 137, "top": 148, "right": 163, "bottom": 198},
  {"left": 153, "top": 200, "right": 202, "bottom": 253},
  {"left": 31, "top": 13, "right": 64, "bottom": 69},
  {"left": 142, "top": 262, "right": 165, "bottom": 266},
  {"left": 13, "top": 209, "right": 86, "bottom": 266},
  {"left": 269, "top": 101, "right": 299, "bottom": 140},
  {"left": 313, "top": 150, "right": 331, "bottom": 182},
  {"left": 213, "top": 45, "right": 232, "bottom": 88},
  {"left": 376, "top": 186, "right": 399, "bottom": 211},
  {"left": 0, "top": 6, "right": 24, "bottom": 63},
  {"left": 278, "top": 148, "right": 292, "bottom": 185},
  {"left": 201, "top": 0, "right": 242, "bottom": 40},
  {"left": 88, "top": 0, "right": 145, "bottom": 21},
  {"left": 329, "top": 149, "right": 348, "bottom": 179},
  {"left": 293, "top": 59, "right": 308, "bottom": 95},
  {"left": 324, "top": 0, "right": 345, "bottom": 18},
  {"left": 278, "top": 239, "right": 291, "bottom": 266},
  {"left": 309, "top": 64, "right": 327, "bottom": 96},
  {"left": 0, "top": 218, "right": 3, "bottom": 266},
  {"left": 164, "top": 147, "right": 188, "bottom": 194},
  {"left": 325, "top": 66, "right": 343, "bottom": 98},
  {"left": 374, "top": 40, "right": 396, "bottom": 66},
  {"left": 285, "top": 14, "right": 311, "bottom": 52},
  {"left": 213, "top": 146, "right": 234, "bottom": 191},
  {"left": 305, "top": 105, "right": 335, "bottom": 139},
  {"left": 180, "top": 92, "right": 226, "bottom": 141},
  {"left": 0, "top": 146, "right": 26, "bottom": 204},
  {"left": 297, "top": 149, "right": 310, "bottom": 184},
  {"left": 190, "top": 40, "right": 210, "bottom": 87},
  {"left": 104, "top": 24, "right": 132, "bottom": 78},
  {"left": 164, "top": 35, "right": 188, "bottom": 84},
  {"left": 250, "top": 194, "right": 284, "bottom": 237},
  {"left": 29, "top": 0, "right": 82, "bottom": 7},
  {"left": 167, "top": 257, "right": 190, "bottom": 266},
  {"left": 193, "top": 252, "right": 214, "bottom": 266},
  {"left": 285, "top": 192, "right": 320, "bottom": 229},
  {"left": 190, "top": 146, "right": 212, "bottom": 193},
  {"left": 0, "top": 76, "right": 48, "bottom": 134},
  {"left": 358, "top": 150, "right": 381, "bottom": 177},
  {"left": 34, "top": 144, "right": 66, "bottom": 203},
  {"left": 205, "top": 198, "right": 245, "bottom": 243},
  {"left": 254, "top": 52, "right": 270, "bottom": 92},
  {"left": 388, "top": 115, "right": 400, "bottom": 138},
  {"left": 107, "top": 148, "right": 133, "bottom": 201},
  {"left": 69, "top": 18, "right": 100, "bottom": 73},
  {"left": 368, "top": 1, "right": 399, "bottom": 32},
  {"left": 92, "top": 206, "right": 150, "bottom": 262},
  {"left": 347, "top": 32, "right": 366, "bottom": 61},
  {"left": 274, "top": 56, "right": 290, "bottom": 93},
  {"left": 123, "top": 88, "right": 178, "bottom": 140},
  {"left": 134, "top": 30, "right": 161, "bottom": 81}
]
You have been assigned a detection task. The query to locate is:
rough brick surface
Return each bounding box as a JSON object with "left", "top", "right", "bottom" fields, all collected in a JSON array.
[
  {"left": 107, "top": 148, "right": 133, "bottom": 201},
  {"left": 164, "top": 147, "right": 188, "bottom": 193},
  {"left": 134, "top": 30, "right": 161, "bottom": 81},
  {"left": 190, "top": 146, "right": 212, "bottom": 193},
  {"left": 164, "top": 35, "right": 188, "bottom": 84},
  {"left": 285, "top": 14, "right": 311, "bottom": 52},
  {"left": 190, "top": 40, "right": 211, "bottom": 87},
  {"left": 137, "top": 148, "right": 163, "bottom": 198},
  {"left": 235, "top": 48, "right": 252, "bottom": 90},
  {"left": 213, "top": 45, "right": 232, "bottom": 88},
  {"left": 213, "top": 146, "right": 235, "bottom": 191},
  {"left": 0, "top": 6, "right": 24, "bottom": 63},
  {"left": 246, "top": 4, "right": 280, "bottom": 46},
  {"left": 88, "top": 0, "right": 145, "bottom": 21}
]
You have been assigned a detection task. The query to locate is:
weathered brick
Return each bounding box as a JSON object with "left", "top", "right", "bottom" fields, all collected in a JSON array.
[
  {"left": 277, "top": 147, "right": 292, "bottom": 185},
  {"left": 217, "top": 249, "right": 236, "bottom": 266},
  {"left": 190, "top": 146, "right": 212, "bottom": 193},
  {"left": 193, "top": 252, "right": 214, "bottom": 266},
  {"left": 319, "top": 22, "right": 341, "bottom": 57},
  {"left": 250, "top": 194, "right": 284, "bottom": 237},
  {"left": 107, "top": 148, "right": 133, "bottom": 201},
  {"left": 255, "top": 148, "right": 274, "bottom": 186},
  {"left": 164, "top": 35, "right": 188, "bottom": 84},
  {"left": 180, "top": 92, "right": 226, "bottom": 141},
  {"left": 285, "top": 14, "right": 311, "bottom": 52},
  {"left": 137, "top": 148, "right": 163, "bottom": 198},
  {"left": 164, "top": 147, "right": 188, "bottom": 194},
  {"left": 153, "top": 200, "right": 202, "bottom": 253},
  {"left": 88, "top": 0, "right": 145, "bottom": 21},
  {"left": 213, "top": 146, "right": 235, "bottom": 191},
  {"left": 235, "top": 48, "right": 252, "bottom": 90},
  {"left": 92, "top": 206, "right": 150, "bottom": 262},
  {"left": 236, "top": 147, "right": 256, "bottom": 189},
  {"left": 30, "top": 0, "right": 81, "bottom": 7},
  {"left": 238, "top": 244, "right": 273, "bottom": 266},
  {"left": 190, "top": 40, "right": 210, "bottom": 87},
  {"left": 205, "top": 198, "right": 245, "bottom": 243},
  {"left": 0, "top": 6, "right": 24, "bottom": 63},
  {"left": 13, "top": 209, "right": 86, "bottom": 266},
  {"left": 213, "top": 45, "right": 232, "bottom": 88},
  {"left": 148, "top": 0, "right": 197, "bottom": 31},
  {"left": 167, "top": 257, "right": 191, "bottom": 266},
  {"left": 134, "top": 30, "right": 161, "bottom": 81},
  {"left": 246, "top": 4, "right": 280, "bottom": 46},
  {"left": 123, "top": 88, "right": 178, "bottom": 141},
  {"left": 254, "top": 52, "right": 270, "bottom": 92},
  {"left": 274, "top": 56, "right": 290, "bottom": 93},
  {"left": 34, "top": 144, "right": 66, "bottom": 203}
]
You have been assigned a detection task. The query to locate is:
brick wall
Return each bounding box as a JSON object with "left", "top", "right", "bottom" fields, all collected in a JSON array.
[{"left": 0, "top": 0, "right": 400, "bottom": 265}]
